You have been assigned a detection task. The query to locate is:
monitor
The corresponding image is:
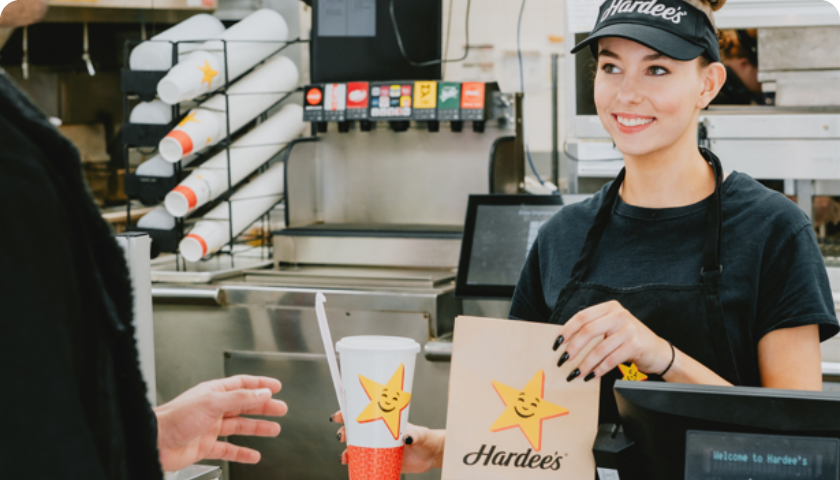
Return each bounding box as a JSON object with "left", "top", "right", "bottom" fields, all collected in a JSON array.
[
  {"left": 613, "top": 381, "right": 840, "bottom": 480},
  {"left": 455, "top": 194, "right": 567, "bottom": 299}
]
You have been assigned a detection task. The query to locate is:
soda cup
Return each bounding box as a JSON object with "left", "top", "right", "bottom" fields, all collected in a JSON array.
[{"left": 336, "top": 336, "right": 420, "bottom": 480}]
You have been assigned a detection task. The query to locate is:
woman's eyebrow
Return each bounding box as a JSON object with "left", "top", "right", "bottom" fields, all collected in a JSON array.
[
  {"left": 598, "top": 49, "right": 620, "bottom": 59},
  {"left": 644, "top": 53, "right": 668, "bottom": 61}
]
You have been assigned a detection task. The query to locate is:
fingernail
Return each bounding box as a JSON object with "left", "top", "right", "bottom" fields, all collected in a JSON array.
[
  {"left": 567, "top": 369, "right": 581, "bottom": 382},
  {"left": 584, "top": 372, "right": 596, "bottom": 382},
  {"left": 329, "top": 415, "right": 334, "bottom": 423},
  {"left": 552, "top": 335, "right": 564, "bottom": 351},
  {"left": 337, "top": 433, "right": 341, "bottom": 442},
  {"left": 404, "top": 436, "right": 413, "bottom": 445},
  {"left": 556, "top": 351, "right": 570, "bottom": 368},
  {"left": 257, "top": 388, "right": 272, "bottom": 398}
]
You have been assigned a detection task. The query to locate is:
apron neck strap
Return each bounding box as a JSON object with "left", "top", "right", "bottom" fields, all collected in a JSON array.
[{"left": 568, "top": 148, "right": 724, "bottom": 283}]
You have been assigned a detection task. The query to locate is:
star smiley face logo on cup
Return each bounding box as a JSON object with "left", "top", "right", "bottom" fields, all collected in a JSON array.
[{"left": 357, "top": 364, "right": 412, "bottom": 439}]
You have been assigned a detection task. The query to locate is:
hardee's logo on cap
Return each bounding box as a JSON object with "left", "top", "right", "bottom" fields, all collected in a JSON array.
[{"left": 601, "top": 0, "right": 689, "bottom": 24}]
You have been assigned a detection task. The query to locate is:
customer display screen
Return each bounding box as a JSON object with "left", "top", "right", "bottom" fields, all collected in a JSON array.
[
  {"left": 456, "top": 195, "right": 566, "bottom": 299},
  {"left": 466, "top": 205, "right": 560, "bottom": 286},
  {"left": 685, "top": 431, "right": 840, "bottom": 479}
]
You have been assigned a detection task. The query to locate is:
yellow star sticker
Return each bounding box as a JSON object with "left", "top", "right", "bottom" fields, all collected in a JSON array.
[
  {"left": 177, "top": 112, "right": 200, "bottom": 127},
  {"left": 490, "top": 370, "right": 569, "bottom": 451},
  {"left": 356, "top": 364, "right": 411, "bottom": 440},
  {"left": 618, "top": 363, "right": 648, "bottom": 382},
  {"left": 198, "top": 60, "right": 218, "bottom": 87}
]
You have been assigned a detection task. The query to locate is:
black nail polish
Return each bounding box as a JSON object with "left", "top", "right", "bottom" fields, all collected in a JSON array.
[
  {"left": 584, "top": 372, "right": 596, "bottom": 382},
  {"left": 404, "top": 436, "right": 414, "bottom": 445},
  {"left": 556, "top": 351, "right": 570, "bottom": 368},
  {"left": 552, "top": 335, "right": 564, "bottom": 351},
  {"left": 567, "top": 369, "right": 581, "bottom": 382},
  {"left": 337, "top": 433, "right": 341, "bottom": 442},
  {"left": 329, "top": 415, "right": 334, "bottom": 423}
]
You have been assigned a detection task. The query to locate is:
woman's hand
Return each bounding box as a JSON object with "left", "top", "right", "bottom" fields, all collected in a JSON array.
[
  {"left": 333, "top": 411, "right": 445, "bottom": 473},
  {"left": 154, "top": 375, "right": 288, "bottom": 472},
  {"left": 556, "top": 300, "right": 672, "bottom": 380}
]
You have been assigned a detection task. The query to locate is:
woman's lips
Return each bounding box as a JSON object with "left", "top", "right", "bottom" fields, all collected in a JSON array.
[{"left": 613, "top": 114, "right": 656, "bottom": 134}]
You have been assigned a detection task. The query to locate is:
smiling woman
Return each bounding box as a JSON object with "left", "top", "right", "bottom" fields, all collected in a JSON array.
[{"left": 336, "top": 0, "right": 840, "bottom": 473}]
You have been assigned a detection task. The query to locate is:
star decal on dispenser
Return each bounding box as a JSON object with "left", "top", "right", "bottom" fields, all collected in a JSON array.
[
  {"left": 618, "top": 363, "right": 648, "bottom": 382},
  {"left": 357, "top": 364, "right": 412, "bottom": 439},
  {"left": 198, "top": 60, "right": 218, "bottom": 87},
  {"left": 490, "top": 370, "right": 569, "bottom": 451},
  {"left": 178, "top": 112, "right": 200, "bottom": 127}
]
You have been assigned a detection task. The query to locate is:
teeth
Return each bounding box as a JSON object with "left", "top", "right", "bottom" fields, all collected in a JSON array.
[{"left": 617, "top": 116, "right": 654, "bottom": 127}]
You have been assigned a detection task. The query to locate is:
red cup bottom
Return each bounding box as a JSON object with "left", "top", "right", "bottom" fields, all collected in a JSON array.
[{"left": 347, "top": 445, "right": 404, "bottom": 480}]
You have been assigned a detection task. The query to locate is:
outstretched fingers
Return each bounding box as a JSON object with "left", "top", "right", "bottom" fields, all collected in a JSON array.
[
  {"left": 206, "top": 441, "right": 262, "bottom": 464},
  {"left": 219, "top": 417, "right": 281, "bottom": 437},
  {"left": 238, "top": 398, "right": 288, "bottom": 417}
]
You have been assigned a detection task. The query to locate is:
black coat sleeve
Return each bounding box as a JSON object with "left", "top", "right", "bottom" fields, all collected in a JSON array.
[{"left": 0, "top": 116, "right": 110, "bottom": 480}]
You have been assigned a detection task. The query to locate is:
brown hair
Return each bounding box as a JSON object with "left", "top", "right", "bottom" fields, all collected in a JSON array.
[{"left": 682, "top": 0, "right": 727, "bottom": 29}]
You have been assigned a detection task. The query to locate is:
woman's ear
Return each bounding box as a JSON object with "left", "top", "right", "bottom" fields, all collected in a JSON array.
[{"left": 697, "top": 62, "right": 727, "bottom": 109}]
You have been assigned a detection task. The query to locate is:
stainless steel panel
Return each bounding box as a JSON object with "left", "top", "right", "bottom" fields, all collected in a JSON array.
[
  {"left": 150, "top": 255, "right": 273, "bottom": 284},
  {"left": 285, "top": 141, "right": 320, "bottom": 228},
  {"left": 715, "top": 1, "right": 840, "bottom": 29},
  {"left": 244, "top": 265, "right": 456, "bottom": 289},
  {"left": 273, "top": 235, "right": 462, "bottom": 269},
  {"left": 759, "top": 26, "right": 840, "bottom": 71},
  {"left": 223, "top": 352, "right": 347, "bottom": 480},
  {"left": 153, "top": 289, "right": 455, "bottom": 480},
  {"left": 708, "top": 139, "right": 840, "bottom": 180},
  {"left": 704, "top": 114, "right": 840, "bottom": 139},
  {"left": 313, "top": 127, "right": 503, "bottom": 226},
  {"left": 166, "top": 465, "right": 222, "bottom": 480}
]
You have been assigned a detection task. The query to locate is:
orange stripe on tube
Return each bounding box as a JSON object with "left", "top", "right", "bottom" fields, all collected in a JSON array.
[
  {"left": 186, "top": 234, "right": 208, "bottom": 257},
  {"left": 347, "top": 446, "right": 403, "bottom": 480},
  {"left": 173, "top": 185, "right": 198, "bottom": 209},
  {"left": 166, "top": 130, "right": 194, "bottom": 155}
]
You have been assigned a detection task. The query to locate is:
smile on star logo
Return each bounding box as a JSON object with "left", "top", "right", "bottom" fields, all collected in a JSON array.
[
  {"left": 356, "top": 364, "right": 412, "bottom": 440},
  {"left": 618, "top": 363, "right": 648, "bottom": 381},
  {"left": 490, "top": 370, "right": 569, "bottom": 451},
  {"left": 0, "top": 0, "right": 17, "bottom": 18},
  {"left": 197, "top": 60, "right": 218, "bottom": 87}
]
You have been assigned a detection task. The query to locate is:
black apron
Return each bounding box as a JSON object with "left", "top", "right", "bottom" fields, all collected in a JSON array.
[{"left": 547, "top": 148, "right": 742, "bottom": 425}]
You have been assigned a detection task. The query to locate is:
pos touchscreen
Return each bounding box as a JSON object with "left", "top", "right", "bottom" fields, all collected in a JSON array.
[{"left": 455, "top": 194, "right": 569, "bottom": 299}]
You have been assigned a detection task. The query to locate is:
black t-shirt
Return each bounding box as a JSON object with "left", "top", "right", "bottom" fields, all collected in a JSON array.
[{"left": 509, "top": 172, "right": 839, "bottom": 387}]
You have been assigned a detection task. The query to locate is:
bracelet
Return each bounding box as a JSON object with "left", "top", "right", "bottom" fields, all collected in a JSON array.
[{"left": 659, "top": 341, "right": 676, "bottom": 377}]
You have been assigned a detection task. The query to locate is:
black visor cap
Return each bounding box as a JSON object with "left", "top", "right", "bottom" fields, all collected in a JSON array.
[{"left": 571, "top": 0, "right": 721, "bottom": 63}]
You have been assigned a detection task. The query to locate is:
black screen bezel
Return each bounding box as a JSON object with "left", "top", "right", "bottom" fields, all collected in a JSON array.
[{"left": 455, "top": 194, "right": 564, "bottom": 300}]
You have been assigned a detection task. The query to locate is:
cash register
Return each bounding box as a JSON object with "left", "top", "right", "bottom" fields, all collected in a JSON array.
[{"left": 594, "top": 381, "right": 840, "bottom": 480}]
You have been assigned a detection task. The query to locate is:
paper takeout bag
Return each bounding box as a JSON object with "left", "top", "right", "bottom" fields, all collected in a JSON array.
[{"left": 441, "top": 316, "right": 600, "bottom": 480}]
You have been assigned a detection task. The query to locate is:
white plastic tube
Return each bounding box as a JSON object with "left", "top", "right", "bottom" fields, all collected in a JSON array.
[
  {"left": 158, "top": 54, "right": 298, "bottom": 162},
  {"left": 135, "top": 154, "right": 198, "bottom": 178},
  {"left": 129, "top": 14, "right": 225, "bottom": 71},
  {"left": 164, "top": 104, "right": 304, "bottom": 217},
  {"left": 137, "top": 206, "right": 177, "bottom": 230},
  {"left": 129, "top": 100, "right": 173, "bottom": 124},
  {"left": 156, "top": 9, "right": 289, "bottom": 104},
  {"left": 179, "top": 161, "right": 284, "bottom": 262}
]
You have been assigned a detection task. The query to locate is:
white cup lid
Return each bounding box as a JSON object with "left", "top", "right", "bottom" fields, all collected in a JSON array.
[{"left": 336, "top": 336, "right": 420, "bottom": 354}]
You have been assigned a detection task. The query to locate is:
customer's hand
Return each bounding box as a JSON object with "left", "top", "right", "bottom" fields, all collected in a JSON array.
[
  {"left": 154, "top": 375, "right": 288, "bottom": 472},
  {"left": 0, "top": 0, "right": 49, "bottom": 27},
  {"left": 333, "top": 411, "right": 445, "bottom": 473}
]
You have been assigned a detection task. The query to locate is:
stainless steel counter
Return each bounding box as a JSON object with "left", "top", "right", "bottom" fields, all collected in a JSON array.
[{"left": 152, "top": 267, "right": 460, "bottom": 480}]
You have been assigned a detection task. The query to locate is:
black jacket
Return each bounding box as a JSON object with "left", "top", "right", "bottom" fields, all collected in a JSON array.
[{"left": 0, "top": 71, "right": 162, "bottom": 480}]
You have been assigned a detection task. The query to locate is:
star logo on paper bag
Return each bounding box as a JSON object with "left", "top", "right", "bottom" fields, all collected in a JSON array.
[
  {"left": 357, "top": 364, "right": 412, "bottom": 439},
  {"left": 490, "top": 370, "right": 569, "bottom": 451}
]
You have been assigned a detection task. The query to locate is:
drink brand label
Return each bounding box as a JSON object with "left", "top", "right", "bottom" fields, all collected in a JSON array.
[
  {"left": 306, "top": 86, "right": 324, "bottom": 108},
  {"left": 438, "top": 83, "right": 461, "bottom": 110},
  {"left": 414, "top": 81, "right": 438, "bottom": 109},
  {"left": 346, "top": 82, "right": 370, "bottom": 109},
  {"left": 324, "top": 83, "right": 347, "bottom": 111},
  {"left": 461, "top": 82, "right": 486, "bottom": 109}
]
